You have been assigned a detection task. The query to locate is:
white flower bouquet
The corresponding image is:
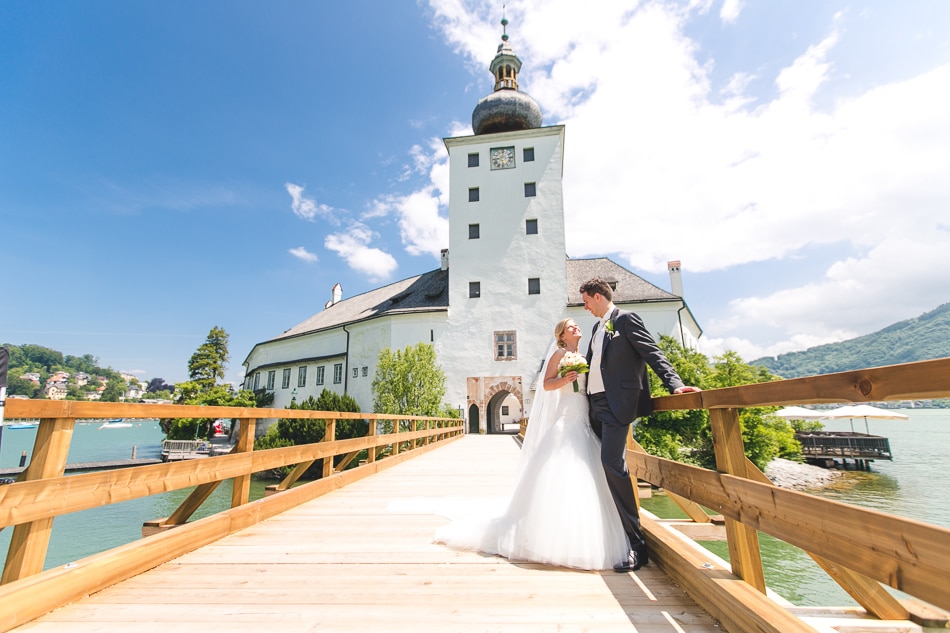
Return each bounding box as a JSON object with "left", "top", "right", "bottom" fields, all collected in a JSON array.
[{"left": 558, "top": 352, "right": 589, "bottom": 392}]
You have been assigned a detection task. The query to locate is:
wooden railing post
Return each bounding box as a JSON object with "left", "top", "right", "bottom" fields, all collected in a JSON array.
[
  {"left": 2, "top": 417, "right": 74, "bottom": 584},
  {"left": 322, "top": 419, "right": 336, "bottom": 478},
  {"left": 708, "top": 408, "right": 767, "bottom": 593},
  {"left": 230, "top": 417, "right": 256, "bottom": 508},
  {"left": 367, "top": 416, "right": 377, "bottom": 463}
]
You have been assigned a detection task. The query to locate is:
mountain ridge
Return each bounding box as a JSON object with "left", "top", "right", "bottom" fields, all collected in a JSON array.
[{"left": 751, "top": 302, "right": 950, "bottom": 379}]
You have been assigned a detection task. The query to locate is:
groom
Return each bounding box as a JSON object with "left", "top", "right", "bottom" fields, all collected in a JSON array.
[{"left": 580, "top": 278, "right": 701, "bottom": 572}]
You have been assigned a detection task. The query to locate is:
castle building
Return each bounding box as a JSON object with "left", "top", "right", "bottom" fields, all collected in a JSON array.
[{"left": 241, "top": 20, "right": 702, "bottom": 434}]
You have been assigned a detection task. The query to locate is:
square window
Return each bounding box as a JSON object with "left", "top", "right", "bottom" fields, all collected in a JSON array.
[
  {"left": 297, "top": 366, "right": 307, "bottom": 387},
  {"left": 524, "top": 182, "right": 536, "bottom": 197},
  {"left": 469, "top": 281, "right": 481, "bottom": 298},
  {"left": 494, "top": 331, "right": 516, "bottom": 360},
  {"left": 526, "top": 219, "right": 538, "bottom": 234},
  {"left": 281, "top": 368, "right": 291, "bottom": 389},
  {"left": 502, "top": 405, "right": 509, "bottom": 415},
  {"left": 469, "top": 223, "right": 480, "bottom": 239},
  {"left": 523, "top": 147, "right": 534, "bottom": 162},
  {"left": 528, "top": 277, "right": 541, "bottom": 295},
  {"left": 468, "top": 153, "right": 479, "bottom": 167},
  {"left": 333, "top": 363, "right": 343, "bottom": 384},
  {"left": 315, "top": 366, "right": 325, "bottom": 385},
  {"left": 469, "top": 187, "right": 479, "bottom": 202},
  {"left": 266, "top": 370, "right": 275, "bottom": 390}
]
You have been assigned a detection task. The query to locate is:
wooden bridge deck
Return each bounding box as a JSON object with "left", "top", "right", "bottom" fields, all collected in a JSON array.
[{"left": 13, "top": 435, "right": 721, "bottom": 633}]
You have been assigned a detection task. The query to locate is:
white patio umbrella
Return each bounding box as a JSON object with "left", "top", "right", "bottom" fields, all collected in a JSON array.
[
  {"left": 773, "top": 406, "right": 827, "bottom": 420},
  {"left": 821, "top": 404, "right": 910, "bottom": 435}
]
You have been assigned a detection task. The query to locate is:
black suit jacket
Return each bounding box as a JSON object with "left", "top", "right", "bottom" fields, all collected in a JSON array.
[{"left": 587, "top": 307, "right": 685, "bottom": 424}]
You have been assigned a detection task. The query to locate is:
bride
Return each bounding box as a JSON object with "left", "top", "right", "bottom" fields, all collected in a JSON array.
[{"left": 435, "top": 318, "right": 629, "bottom": 570}]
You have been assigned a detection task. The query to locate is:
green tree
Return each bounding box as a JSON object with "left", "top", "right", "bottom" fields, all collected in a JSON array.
[
  {"left": 6, "top": 372, "right": 39, "bottom": 398},
  {"left": 100, "top": 376, "right": 127, "bottom": 402},
  {"left": 372, "top": 343, "right": 446, "bottom": 416},
  {"left": 164, "top": 385, "right": 257, "bottom": 439},
  {"left": 163, "top": 326, "right": 250, "bottom": 440},
  {"left": 638, "top": 338, "right": 801, "bottom": 470},
  {"left": 186, "top": 326, "right": 229, "bottom": 391},
  {"left": 253, "top": 389, "right": 365, "bottom": 479}
]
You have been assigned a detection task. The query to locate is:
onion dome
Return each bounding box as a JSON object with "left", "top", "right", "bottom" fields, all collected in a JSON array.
[{"left": 472, "top": 17, "right": 543, "bottom": 135}]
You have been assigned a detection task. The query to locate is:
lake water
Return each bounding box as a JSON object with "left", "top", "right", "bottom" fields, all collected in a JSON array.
[{"left": 1, "top": 411, "right": 947, "bottom": 608}]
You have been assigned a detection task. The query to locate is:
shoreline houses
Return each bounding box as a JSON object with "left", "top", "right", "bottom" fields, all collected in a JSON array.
[{"left": 241, "top": 20, "right": 702, "bottom": 434}]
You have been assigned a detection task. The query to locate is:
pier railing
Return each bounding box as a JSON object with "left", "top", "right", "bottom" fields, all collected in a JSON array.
[
  {"left": 625, "top": 356, "right": 950, "bottom": 633},
  {"left": 0, "top": 400, "right": 462, "bottom": 629}
]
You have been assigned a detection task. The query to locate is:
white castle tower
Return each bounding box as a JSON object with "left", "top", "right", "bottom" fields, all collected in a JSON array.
[{"left": 436, "top": 18, "right": 568, "bottom": 430}]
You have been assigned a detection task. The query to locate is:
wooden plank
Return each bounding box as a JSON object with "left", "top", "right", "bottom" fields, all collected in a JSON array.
[
  {"left": 1, "top": 417, "right": 75, "bottom": 585},
  {"left": 629, "top": 450, "right": 950, "bottom": 611},
  {"left": 642, "top": 514, "right": 820, "bottom": 633},
  {"left": 653, "top": 357, "right": 950, "bottom": 411},
  {"left": 707, "top": 408, "right": 766, "bottom": 593}
]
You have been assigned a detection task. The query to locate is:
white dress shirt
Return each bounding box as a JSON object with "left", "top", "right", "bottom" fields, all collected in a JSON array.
[{"left": 587, "top": 305, "right": 615, "bottom": 395}]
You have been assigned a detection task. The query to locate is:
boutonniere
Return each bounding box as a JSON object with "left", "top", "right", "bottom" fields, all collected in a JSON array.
[{"left": 604, "top": 319, "right": 619, "bottom": 339}]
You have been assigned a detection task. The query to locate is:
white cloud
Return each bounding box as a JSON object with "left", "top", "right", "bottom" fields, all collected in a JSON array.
[
  {"left": 422, "top": 0, "right": 950, "bottom": 357},
  {"left": 288, "top": 246, "right": 318, "bottom": 263},
  {"left": 719, "top": 0, "right": 743, "bottom": 24},
  {"left": 325, "top": 223, "right": 399, "bottom": 281},
  {"left": 369, "top": 136, "right": 451, "bottom": 259},
  {"left": 285, "top": 182, "right": 340, "bottom": 224}
]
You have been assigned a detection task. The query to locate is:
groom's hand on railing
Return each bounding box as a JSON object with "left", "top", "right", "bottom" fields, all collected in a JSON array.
[{"left": 674, "top": 386, "right": 702, "bottom": 394}]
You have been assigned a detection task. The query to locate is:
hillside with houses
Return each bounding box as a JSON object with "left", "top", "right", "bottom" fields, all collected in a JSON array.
[{"left": 1, "top": 343, "right": 169, "bottom": 403}]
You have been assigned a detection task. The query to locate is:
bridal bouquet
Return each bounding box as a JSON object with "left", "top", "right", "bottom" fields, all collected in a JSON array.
[{"left": 558, "top": 352, "right": 589, "bottom": 392}]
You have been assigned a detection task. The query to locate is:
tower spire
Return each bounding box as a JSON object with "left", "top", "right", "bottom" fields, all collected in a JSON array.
[{"left": 471, "top": 14, "right": 542, "bottom": 134}]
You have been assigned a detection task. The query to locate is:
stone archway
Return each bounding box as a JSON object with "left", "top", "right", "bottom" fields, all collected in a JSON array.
[{"left": 466, "top": 376, "right": 524, "bottom": 434}]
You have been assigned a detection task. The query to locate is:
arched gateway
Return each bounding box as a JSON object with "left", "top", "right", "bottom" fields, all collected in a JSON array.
[{"left": 465, "top": 376, "right": 524, "bottom": 434}]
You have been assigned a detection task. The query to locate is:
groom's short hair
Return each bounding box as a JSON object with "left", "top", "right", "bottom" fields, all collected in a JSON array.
[{"left": 580, "top": 278, "right": 613, "bottom": 301}]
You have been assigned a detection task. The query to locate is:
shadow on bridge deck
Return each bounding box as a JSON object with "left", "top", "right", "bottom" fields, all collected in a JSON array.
[{"left": 13, "top": 435, "right": 721, "bottom": 633}]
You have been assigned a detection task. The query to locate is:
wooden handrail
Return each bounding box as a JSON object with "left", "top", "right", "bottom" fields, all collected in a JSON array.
[
  {"left": 0, "top": 399, "right": 463, "bottom": 588},
  {"left": 636, "top": 355, "right": 950, "bottom": 619}
]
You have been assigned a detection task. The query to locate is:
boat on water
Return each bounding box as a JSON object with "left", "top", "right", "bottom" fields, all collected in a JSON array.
[
  {"left": 7, "top": 422, "right": 38, "bottom": 430},
  {"left": 98, "top": 419, "right": 133, "bottom": 429}
]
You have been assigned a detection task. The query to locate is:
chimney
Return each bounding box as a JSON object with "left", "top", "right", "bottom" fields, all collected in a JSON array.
[
  {"left": 667, "top": 261, "right": 683, "bottom": 297},
  {"left": 440, "top": 248, "right": 449, "bottom": 271},
  {"left": 325, "top": 283, "right": 342, "bottom": 309}
]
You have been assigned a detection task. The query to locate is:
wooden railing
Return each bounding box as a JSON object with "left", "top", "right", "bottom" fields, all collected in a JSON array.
[
  {"left": 625, "top": 356, "right": 950, "bottom": 633},
  {"left": 0, "top": 400, "right": 462, "bottom": 630}
]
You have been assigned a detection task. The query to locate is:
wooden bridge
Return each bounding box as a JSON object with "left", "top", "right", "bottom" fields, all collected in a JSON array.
[{"left": 2, "top": 357, "right": 950, "bottom": 632}]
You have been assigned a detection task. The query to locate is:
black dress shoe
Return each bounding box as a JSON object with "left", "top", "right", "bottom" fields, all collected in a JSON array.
[{"left": 613, "top": 545, "right": 648, "bottom": 572}]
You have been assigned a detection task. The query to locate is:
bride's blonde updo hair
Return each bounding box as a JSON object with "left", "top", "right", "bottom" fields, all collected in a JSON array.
[{"left": 554, "top": 318, "right": 573, "bottom": 349}]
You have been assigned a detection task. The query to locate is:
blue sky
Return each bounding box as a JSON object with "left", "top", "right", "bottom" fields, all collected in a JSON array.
[{"left": 2, "top": 1, "right": 949, "bottom": 387}]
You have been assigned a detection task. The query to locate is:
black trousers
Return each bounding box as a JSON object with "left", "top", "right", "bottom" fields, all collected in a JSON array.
[{"left": 588, "top": 392, "right": 646, "bottom": 550}]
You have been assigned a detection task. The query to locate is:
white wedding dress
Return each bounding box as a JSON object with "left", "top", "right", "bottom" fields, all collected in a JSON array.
[{"left": 435, "top": 373, "right": 630, "bottom": 570}]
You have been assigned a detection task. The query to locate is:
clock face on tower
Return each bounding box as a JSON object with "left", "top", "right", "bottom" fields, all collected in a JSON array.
[{"left": 490, "top": 146, "right": 516, "bottom": 170}]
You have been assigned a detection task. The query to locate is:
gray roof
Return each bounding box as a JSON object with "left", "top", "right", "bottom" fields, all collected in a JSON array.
[
  {"left": 267, "top": 258, "right": 676, "bottom": 343},
  {"left": 566, "top": 258, "right": 679, "bottom": 305},
  {"left": 271, "top": 268, "right": 449, "bottom": 342}
]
